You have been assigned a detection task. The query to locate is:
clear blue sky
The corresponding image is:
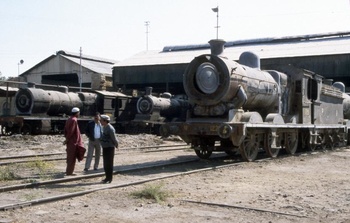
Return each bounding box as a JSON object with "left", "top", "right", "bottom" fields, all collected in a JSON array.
[{"left": 1, "top": 0, "right": 350, "bottom": 78}]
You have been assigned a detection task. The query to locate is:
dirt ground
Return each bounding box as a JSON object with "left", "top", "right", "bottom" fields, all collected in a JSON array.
[{"left": 0, "top": 134, "right": 350, "bottom": 223}]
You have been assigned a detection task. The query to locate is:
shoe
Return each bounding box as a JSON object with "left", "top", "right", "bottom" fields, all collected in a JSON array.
[
  {"left": 84, "top": 168, "right": 88, "bottom": 172},
  {"left": 66, "top": 173, "right": 76, "bottom": 176},
  {"left": 101, "top": 179, "right": 111, "bottom": 184},
  {"left": 94, "top": 168, "right": 98, "bottom": 171}
]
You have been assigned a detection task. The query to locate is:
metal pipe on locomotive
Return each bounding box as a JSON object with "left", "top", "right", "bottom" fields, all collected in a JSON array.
[{"left": 160, "top": 39, "right": 350, "bottom": 161}]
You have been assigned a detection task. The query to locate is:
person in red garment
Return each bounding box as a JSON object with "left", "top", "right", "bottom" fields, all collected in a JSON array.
[{"left": 64, "top": 107, "right": 84, "bottom": 175}]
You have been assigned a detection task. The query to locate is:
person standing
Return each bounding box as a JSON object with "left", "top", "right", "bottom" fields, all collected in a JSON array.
[
  {"left": 99, "top": 114, "right": 119, "bottom": 183},
  {"left": 84, "top": 112, "right": 102, "bottom": 172},
  {"left": 64, "top": 107, "right": 84, "bottom": 176}
]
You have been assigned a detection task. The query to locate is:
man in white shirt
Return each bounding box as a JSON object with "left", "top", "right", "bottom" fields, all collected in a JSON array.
[{"left": 84, "top": 112, "right": 102, "bottom": 171}]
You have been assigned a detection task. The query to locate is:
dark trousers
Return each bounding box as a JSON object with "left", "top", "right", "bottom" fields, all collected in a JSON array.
[
  {"left": 66, "top": 143, "right": 77, "bottom": 175},
  {"left": 102, "top": 147, "right": 115, "bottom": 181}
]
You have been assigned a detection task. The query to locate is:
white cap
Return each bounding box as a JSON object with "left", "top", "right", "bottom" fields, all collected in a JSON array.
[
  {"left": 71, "top": 107, "right": 80, "bottom": 113},
  {"left": 100, "top": 114, "right": 110, "bottom": 121}
]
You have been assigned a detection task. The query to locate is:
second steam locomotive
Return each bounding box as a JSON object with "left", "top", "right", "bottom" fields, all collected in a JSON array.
[
  {"left": 0, "top": 83, "right": 130, "bottom": 135},
  {"left": 160, "top": 39, "right": 350, "bottom": 161}
]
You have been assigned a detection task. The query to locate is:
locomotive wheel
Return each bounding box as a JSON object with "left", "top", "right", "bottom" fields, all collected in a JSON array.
[
  {"left": 195, "top": 149, "right": 213, "bottom": 159},
  {"left": 306, "top": 137, "right": 317, "bottom": 151},
  {"left": 1, "top": 126, "right": 13, "bottom": 136},
  {"left": 21, "top": 124, "right": 32, "bottom": 135},
  {"left": 264, "top": 130, "right": 279, "bottom": 158},
  {"left": 284, "top": 132, "right": 298, "bottom": 154},
  {"left": 319, "top": 142, "right": 334, "bottom": 151},
  {"left": 194, "top": 140, "right": 214, "bottom": 159},
  {"left": 239, "top": 132, "right": 259, "bottom": 162},
  {"left": 320, "top": 134, "right": 334, "bottom": 151}
]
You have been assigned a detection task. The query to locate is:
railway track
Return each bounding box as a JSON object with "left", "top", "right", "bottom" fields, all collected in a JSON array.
[
  {"left": 0, "top": 142, "right": 340, "bottom": 212},
  {"left": 0, "top": 153, "right": 240, "bottom": 211},
  {"left": 0, "top": 144, "right": 189, "bottom": 166},
  {"left": 0, "top": 142, "right": 196, "bottom": 209}
]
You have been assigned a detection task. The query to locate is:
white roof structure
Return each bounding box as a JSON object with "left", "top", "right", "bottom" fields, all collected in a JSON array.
[{"left": 115, "top": 31, "right": 350, "bottom": 67}]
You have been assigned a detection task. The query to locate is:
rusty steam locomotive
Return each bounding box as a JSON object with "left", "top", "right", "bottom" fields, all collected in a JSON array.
[
  {"left": 160, "top": 39, "right": 350, "bottom": 161},
  {"left": 0, "top": 84, "right": 130, "bottom": 135},
  {"left": 131, "top": 87, "right": 189, "bottom": 134}
]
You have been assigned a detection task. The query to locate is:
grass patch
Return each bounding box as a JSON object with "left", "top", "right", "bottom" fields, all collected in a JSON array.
[
  {"left": 22, "top": 192, "right": 40, "bottom": 201},
  {"left": 131, "top": 183, "right": 171, "bottom": 203},
  {"left": 26, "top": 158, "right": 56, "bottom": 179},
  {"left": 0, "top": 165, "right": 19, "bottom": 181}
]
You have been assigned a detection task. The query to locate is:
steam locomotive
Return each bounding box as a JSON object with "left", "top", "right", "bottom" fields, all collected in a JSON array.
[
  {"left": 0, "top": 84, "right": 130, "bottom": 135},
  {"left": 160, "top": 39, "right": 350, "bottom": 161},
  {"left": 131, "top": 87, "right": 190, "bottom": 134}
]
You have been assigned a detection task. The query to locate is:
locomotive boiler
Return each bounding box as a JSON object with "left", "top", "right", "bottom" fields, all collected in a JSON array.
[
  {"left": 15, "top": 86, "right": 97, "bottom": 116},
  {"left": 160, "top": 39, "right": 350, "bottom": 161}
]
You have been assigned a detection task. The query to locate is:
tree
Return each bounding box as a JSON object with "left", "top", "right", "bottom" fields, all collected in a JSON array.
[{"left": 0, "top": 71, "right": 4, "bottom": 81}]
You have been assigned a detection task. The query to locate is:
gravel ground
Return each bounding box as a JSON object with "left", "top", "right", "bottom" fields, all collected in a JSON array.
[{"left": 0, "top": 134, "right": 350, "bottom": 223}]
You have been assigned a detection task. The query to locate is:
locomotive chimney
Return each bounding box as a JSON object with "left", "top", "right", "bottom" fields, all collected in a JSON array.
[
  {"left": 145, "top": 87, "right": 153, "bottom": 96},
  {"left": 209, "top": 39, "right": 226, "bottom": 56},
  {"left": 27, "top": 82, "right": 36, "bottom": 88}
]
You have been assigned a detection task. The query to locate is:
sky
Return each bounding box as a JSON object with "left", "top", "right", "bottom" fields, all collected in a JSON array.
[{"left": 1, "top": 0, "right": 350, "bottom": 78}]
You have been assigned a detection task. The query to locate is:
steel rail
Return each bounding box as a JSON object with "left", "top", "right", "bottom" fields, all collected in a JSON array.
[
  {"left": 0, "top": 156, "right": 201, "bottom": 193},
  {"left": 182, "top": 200, "right": 307, "bottom": 218},
  {"left": 0, "top": 144, "right": 188, "bottom": 161},
  {"left": 0, "top": 156, "right": 252, "bottom": 211}
]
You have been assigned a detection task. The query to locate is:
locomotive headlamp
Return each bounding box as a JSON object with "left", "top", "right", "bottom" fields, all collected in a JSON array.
[
  {"left": 218, "top": 123, "right": 233, "bottom": 139},
  {"left": 196, "top": 62, "right": 219, "bottom": 94}
]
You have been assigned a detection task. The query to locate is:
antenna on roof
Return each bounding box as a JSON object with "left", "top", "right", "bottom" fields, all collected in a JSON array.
[
  {"left": 145, "top": 21, "right": 150, "bottom": 51},
  {"left": 212, "top": 6, "right": 219, "bottom": 39}
]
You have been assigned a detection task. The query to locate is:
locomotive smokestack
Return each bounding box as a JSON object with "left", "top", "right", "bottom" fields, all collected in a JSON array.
[
  {"left": 209, "top": 39, "right": 226, "bottom": 56},
  {"left": 27, "top": 82, "right": 36, "bottom": 88},
  {"left": 145, "top": 87, "right": 153, "bottom": 96}
]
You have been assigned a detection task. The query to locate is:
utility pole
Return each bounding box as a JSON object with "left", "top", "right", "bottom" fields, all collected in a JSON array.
[
  {"left": 18, "top": 59, "right": 24, "bottom": 76},
  {"left": 212, "top": 6, "right": 219, "bottom": 39},
  {"left": 145, "top": 21, "right": 150, "bottom": 51},
  {"left": 79, "top": 47, "right": 82, "bottom": 92}
]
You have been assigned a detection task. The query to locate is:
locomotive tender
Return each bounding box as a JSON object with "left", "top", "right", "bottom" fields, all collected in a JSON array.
[{"left": 160, "top": 39, "right": 350, "bottom": 161}]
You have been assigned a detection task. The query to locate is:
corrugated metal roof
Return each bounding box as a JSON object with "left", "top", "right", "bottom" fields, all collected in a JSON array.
[
  {"left": 0, "top": 86, "right": 18, "bottom": 92},
  {"left": 114, "top": 32, "right": 350, "bottom": 67},
  {"left": 0, "top": 86, "right": 18, "bottom": 97},
  {"left": 61, "top": 55, "right": 114, "bottom": 75},
  {"left": 21, "top": 51, "right": 118, "bottom": 77},
  {"left": 57, "top": 50, "right": 118, "bottom": 64}
]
